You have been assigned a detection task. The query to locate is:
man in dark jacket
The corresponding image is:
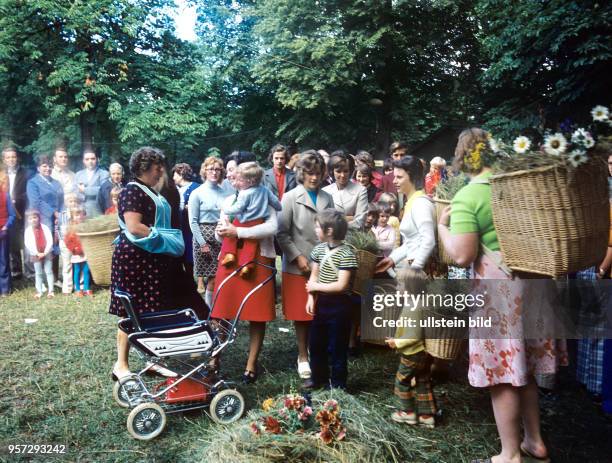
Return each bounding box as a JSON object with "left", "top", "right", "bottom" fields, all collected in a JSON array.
[
  {"left": 2, "top": 147, "right": 32, "bottom": 278},
  {"left": 263, "top": 144, "right": 296, "bottom": 201}
]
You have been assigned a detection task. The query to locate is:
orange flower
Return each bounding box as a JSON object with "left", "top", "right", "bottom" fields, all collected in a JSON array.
[
  {"left": 316, "top": 410, "right": 337, "bottom": 427},
  {"left": 318, "top": 426, "right": 333, "bottom": 444},
  {"left": 263, "top": 416, "right": 281, "bottom": 434}
]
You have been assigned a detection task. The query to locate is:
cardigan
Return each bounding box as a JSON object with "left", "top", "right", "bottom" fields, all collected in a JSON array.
[{"left": 388, "top": 194, "right": 436, "bottom": 270}]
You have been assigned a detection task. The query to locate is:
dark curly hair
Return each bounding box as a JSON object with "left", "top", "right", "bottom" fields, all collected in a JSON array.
[
  {"left": 171, "top": 162, "right": 194, "bottom": 181},
  {"left": 129, "top": 146, "right": 166, "bottom": 177}
]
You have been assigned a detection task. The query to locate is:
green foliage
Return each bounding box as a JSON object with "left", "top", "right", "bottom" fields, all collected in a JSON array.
[
  {"left": 476, "top": 0, "right": 612, "bottom": 138},
  {"left": 434, "top": 173, "right": 470, "bottom": 200},
  {"left": 345, "top": 230, "right": 379, "bottom": 254}
]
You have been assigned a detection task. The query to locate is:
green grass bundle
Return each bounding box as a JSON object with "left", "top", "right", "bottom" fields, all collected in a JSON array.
[
  {"left": 345, "top": 230, "right": 379, "bottom": 255},
  {"left": 196, "top": 390, "right": 432, "bottom": 463},
  {"left": 434, "top": 174, "right": 469, "bottom": 201},
  {"left": 75, "top": 213, "right": 119, "bottom": 234}
]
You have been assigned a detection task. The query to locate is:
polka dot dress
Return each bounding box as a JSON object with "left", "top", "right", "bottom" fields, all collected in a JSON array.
[{"left": 108, "top": 181, "right": 173, "bottom": 317}]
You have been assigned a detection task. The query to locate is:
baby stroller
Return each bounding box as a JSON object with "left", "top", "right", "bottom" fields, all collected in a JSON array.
[{"left": 112, "top": 261, "right": 276, "bottom": 440}]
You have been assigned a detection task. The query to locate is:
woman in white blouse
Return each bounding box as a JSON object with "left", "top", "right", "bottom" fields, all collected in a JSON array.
[
  {"left": 322, "top": 152, "right": 368, "bottom": 229},
  {"left": 375, "top": 156, "right": 436, "bottom": 273}
]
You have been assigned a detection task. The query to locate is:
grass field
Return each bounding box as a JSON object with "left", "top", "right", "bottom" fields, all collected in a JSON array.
[{"left": 1, "top": 280, "right": 611, "bottom": 462}]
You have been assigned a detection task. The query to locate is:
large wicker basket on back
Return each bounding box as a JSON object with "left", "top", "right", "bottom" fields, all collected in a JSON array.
[
  {"left": 489, "top": 160, "right": 609, "bottom": 278},
  {"left": 77, "top": 228, "right": 120, "bottom": 286}
]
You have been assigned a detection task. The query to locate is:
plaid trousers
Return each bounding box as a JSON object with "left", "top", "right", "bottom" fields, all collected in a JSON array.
[
  {"left": 575, "top": 267, "right": 605, "bottom": 395},
  {"left": 394, "top": 351, "right": 436, "bottom": 415}
]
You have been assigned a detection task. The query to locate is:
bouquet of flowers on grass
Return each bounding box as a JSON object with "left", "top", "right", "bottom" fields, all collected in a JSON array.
[{"left": 251, "top": 394, "right": 346, "bottom": 444}]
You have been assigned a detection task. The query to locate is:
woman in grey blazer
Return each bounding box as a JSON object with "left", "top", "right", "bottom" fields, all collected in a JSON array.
[
  {"left": 277, "top": 150, "right": 334, "bottom": 380},
  {"left": 322, "top": 152, "right": 368, "bottom": 229}
]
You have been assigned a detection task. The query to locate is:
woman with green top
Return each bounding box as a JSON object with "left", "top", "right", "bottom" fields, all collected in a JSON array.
[{"left": 438, "top": 128, "right": 566, "bottom": 463}]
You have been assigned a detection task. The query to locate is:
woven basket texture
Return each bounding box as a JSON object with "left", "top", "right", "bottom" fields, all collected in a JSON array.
[
  {"left": 77, "top": 228, "right": 119, "bottom": 286},
  {"left": 424, "top": 338, "right": 465, "bottom": 360},
  {"left": 433, "top": 198, "right": 464, "bottom": 267},
  {"left": 352, "top": 249, "right": 378, "bottom": 296},
  {"left": 490, "top": 161, "right": 609, "bottom": 278}
]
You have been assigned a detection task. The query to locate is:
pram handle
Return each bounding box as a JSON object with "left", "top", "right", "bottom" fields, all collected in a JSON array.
[{"left": 208, "top": 260, "right": 277, "bottom": 333}]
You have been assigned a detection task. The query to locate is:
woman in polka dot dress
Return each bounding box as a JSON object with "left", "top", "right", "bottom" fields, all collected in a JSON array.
[{"left": 109, "top": 147, "right": 207, "bottom": 380}]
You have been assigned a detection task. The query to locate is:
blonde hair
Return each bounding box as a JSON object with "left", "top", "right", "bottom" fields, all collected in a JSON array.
[
  {"left": 237, "top": 161, "right": 264, "bottom": 185},
  {"left": 201, "top": 156, "right": 224, "bottom": 178},
  {"left": 430, "top": 156, "right": 446, "bottom": 168},
  {"left": 454, "top": 128, "right": 489, "bottom": 174},
  {"left": 64, "top": 192, "right": 79, "bottom": 203}
]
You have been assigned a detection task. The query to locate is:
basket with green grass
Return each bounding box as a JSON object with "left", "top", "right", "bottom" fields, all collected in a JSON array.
[
  {"left": 345, "top": 231, "right": 380, "bottom": 296},
  {"left": 434, "top": 174, "right": 469, "bottom": 267}
]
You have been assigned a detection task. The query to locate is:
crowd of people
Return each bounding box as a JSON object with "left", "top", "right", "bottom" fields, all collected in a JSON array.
[
  {"left": 0, "top": 147, "right": 125, "bottom": 297},
  {"left": 1, "top": 134, "right": 611, "bottom": 463}
]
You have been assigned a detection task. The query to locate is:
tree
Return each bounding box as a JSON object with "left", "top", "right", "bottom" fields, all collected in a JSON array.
[
  {"left": 475, "top": 0, "right": 612, "bottom": 138},
  {"left": 247, "top": 0, "right": 484, "bottom": 156},
  {"left": 0, "top": 0, "right": 217, "bottom": 165}
]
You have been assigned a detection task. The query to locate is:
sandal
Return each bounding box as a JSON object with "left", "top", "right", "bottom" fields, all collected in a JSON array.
[
  {"left": 297, "top": 360, "right": 311, "bottom": 379},
  {"left": 520, "top": 444, "right": 551, "bottom": 463},
  {"left": 242, "top": 369, "right": 258, "bottom": 384}
]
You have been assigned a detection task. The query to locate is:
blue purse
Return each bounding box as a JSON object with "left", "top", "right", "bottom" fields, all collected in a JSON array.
[{"left": 117, "top": 182, "right": 185, "bottom": 257}]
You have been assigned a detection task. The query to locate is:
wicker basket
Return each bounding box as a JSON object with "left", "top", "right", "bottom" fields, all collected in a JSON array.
[
  {"left": 360, "top": 280, "right": 400, "bottom": 345},
  {"left": 424, "top": 338, "right": 465, "bottom": 360},
  {"left": 490, "top": 160, "right": 609, "bottom": 278},
  {"left": 433, "top": 198, "right": 462, "bottom": 267},
  {"left": 352, "top": 249, "right": 379, "bottom": 296},
  {"left": 77, "top": 228, "right": 120, "bottom": 286}
]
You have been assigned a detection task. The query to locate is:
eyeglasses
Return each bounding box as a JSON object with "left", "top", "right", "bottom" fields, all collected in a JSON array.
[{"left": 206, "top": 168, "right": 223, "bottom": 173}]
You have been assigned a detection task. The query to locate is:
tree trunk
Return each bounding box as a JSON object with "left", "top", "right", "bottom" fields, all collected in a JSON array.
[{"left": 80, "top": 112, "right": 94, "bottom": 154}]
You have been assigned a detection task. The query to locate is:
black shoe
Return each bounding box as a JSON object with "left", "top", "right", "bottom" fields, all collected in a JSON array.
[
  {"left": 348, "top": 346, "right": 361, "bottom": 358},
  {"left": 242, "top": 369, "right": 257, "bottom": 384}
]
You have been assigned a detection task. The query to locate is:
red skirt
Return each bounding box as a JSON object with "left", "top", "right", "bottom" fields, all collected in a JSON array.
[
  {"left": 282, "top": 272, "right": 313, "bottom": 322},
  {"left": 211, "top": 253, "right": 275, "bottom": 322}
]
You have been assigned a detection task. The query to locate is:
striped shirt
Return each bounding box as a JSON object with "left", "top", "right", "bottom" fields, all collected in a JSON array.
[{"left": 310, "top": 242, "right": 358, "bottom": 285}]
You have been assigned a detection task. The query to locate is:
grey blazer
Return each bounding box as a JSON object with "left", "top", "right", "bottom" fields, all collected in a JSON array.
[
  {"left": 74, "top": 167, "right": 110, "bottom": 217},
  {"left": 322, "top": 181, "right": 368, "bottom": 229},
  {"left": 277, "top": 184, "right": 334, "bottom": 275},
  {"left": 263, "top": 168, "right": 297, "bottom": 198}
]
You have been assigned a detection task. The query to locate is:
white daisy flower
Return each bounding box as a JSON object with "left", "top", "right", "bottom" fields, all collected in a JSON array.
[
  {"left": 591, "top": 105, "right": 609, "bottom": 122},
  {"left": 512, "top": 136, "right": 531, "bottom": 154},
  {"left": 489, "top": 137, "right": 501, "bottom": 153},
  {"left": 568, "top": 149, "right": 588, "bottom": 168},
  {"left": 571, "top": 128, "right": 595, "bottom": 149},
  {"left": 543, "top": 133, "right": 567, "bottom": 156}
]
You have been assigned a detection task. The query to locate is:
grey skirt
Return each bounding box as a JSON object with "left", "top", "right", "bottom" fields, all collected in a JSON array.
[{"left": 193, "top": 223, "right": 221, "bottom": 277}]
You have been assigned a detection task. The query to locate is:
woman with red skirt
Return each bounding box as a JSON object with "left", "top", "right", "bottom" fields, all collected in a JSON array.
[{"left": 277, "top": 150, "right": 334, "bottom": 380}]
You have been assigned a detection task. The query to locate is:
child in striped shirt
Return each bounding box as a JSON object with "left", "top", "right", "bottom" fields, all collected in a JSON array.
[{"left": 305, "top": 209, "right": 358, "bottom": 390}]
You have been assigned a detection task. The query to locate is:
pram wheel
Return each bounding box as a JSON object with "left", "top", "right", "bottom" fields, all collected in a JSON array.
[
  {"left": 209, "top": 389, "right": 245, "bottom": 424},
  {"left": 126, "top": 403, "right": 167, "bottom": 440},
  {"left": 113, "top": 378, "right": 143, "bottom": 408}
]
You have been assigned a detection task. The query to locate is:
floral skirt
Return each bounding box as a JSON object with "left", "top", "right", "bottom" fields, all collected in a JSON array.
[{"left": 468, "top": 251, "right": 567, "bottom": 388}]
